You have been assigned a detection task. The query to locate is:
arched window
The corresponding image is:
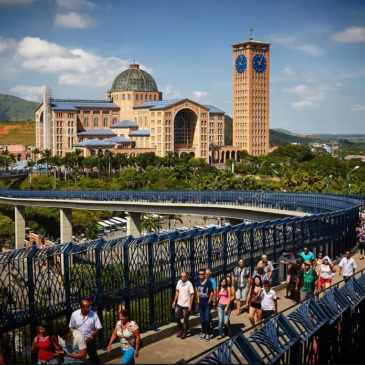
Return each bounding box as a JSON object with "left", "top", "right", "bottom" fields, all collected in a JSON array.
[
  {"left": 103, "top": 118, "right": 108, "bottom": 127},
  {"left": 85, "top": 117, "right": 89, "bottom": 127},
  {"left": 136, "top": 94, "right": 139, "bottom": 101},
  {"left": 122, "top": 94, "right": 125, "bottom": 100},
  {"left": 113, "top": 117, "right": 117, "bottom": 124},
  {"left": 94, "top": 117, "right": 98, "bottom": 127},
  {"left": 145, "top": 117, "right": 147, "bottom": 126},
  {"left": 149, "top": 95, "right": 152, "bottom": 101},
  {"left": 91, "top": 150, "right": 96, "bottom": 156},
  {"left": 120, "top": 134, "right": 125, "bottom": 138},
  {"left": 154, "top": 95, "right": 156, "bottom": 101},
  {"left": 128, "top": 94, "right": 131, "bottom": 100},
  {"left": 105, "top": 150, "right": 110, "bottom": 156},
  {"left": 145, "top": 94, "right": 148, "bottom": 100},
  {"left": 26, "top": 154, "right": 31, "bottom": 160}
]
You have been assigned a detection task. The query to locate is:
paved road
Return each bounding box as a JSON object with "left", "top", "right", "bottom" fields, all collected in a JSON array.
[{"left": 107, "top": 251, "right": 364, "bottom": 364}]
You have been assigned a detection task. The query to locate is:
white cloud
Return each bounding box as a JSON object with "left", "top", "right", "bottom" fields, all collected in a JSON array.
[
  {"left": 269, "top": 35, "right": 324, "bottom": 56},
  {"left": 10, "top": 84, "right": 47, "bottom": 101},
  {"left": 283, "top": 84, "right": 310, "bottom": 95},
  {"left": 350, "top": 104, "right": 365, "bottom": 112},
  {"left": 164, "top": 85, "right": 182, "bottom": 99},
  {"left": 341, "top": 67, "right": 365, "bottom": 79},
  {"left": 0, "top": 0, "right": 34, "bottom": 4},
  {"left": 55, "top": 0, "right": 96, "bottom": 10},
  {"left": 292, "top": 100, "right": 317, "bottom": 110},
  {"left": 0, "top": 37, "right": 16, "bottom": 55},
  {"left": 331, "top": 26, "right": 365, "bottom": 43},
  {"left": 283, "top": 67, "right": 296, "bottom": 77},
  {"left": 54, "top": 12, "right": 93, "bottom": 28},
  {"left": 10, "top": 36, "right": 152, "bottom": 88},
  {"left": 318, "top": 82, "right": 341, "bottom": 91},
  {"left": 193, "top": 90, "right": 209, "bottom": 98},
  {"left": 21, "top": 94, "right": 40, "bottom": 101}
]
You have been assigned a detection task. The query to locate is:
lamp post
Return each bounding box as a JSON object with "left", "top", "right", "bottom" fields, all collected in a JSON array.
[
  {"left": 325, "top": 175, "right": 332, "bottom": 193},
  {"left": 347, "top": 166, "right": 359, "bottom": 198}
]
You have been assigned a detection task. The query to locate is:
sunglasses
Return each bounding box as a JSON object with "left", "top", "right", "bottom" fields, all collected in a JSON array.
[{"left": 199, "top": 273, "right": 205, "bottom": 276}]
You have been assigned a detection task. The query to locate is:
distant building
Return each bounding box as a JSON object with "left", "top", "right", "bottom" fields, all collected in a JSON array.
[
  {"left": 344, "top": 155, "right": 365, "bottom": 162},
  {"left": 0, "top": 145, "right": 34, "bottom": 162}
]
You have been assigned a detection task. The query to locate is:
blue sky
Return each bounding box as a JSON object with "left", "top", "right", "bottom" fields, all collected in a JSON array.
[{"left": 0, "top": 0, "right": 364, "bottom": 133}]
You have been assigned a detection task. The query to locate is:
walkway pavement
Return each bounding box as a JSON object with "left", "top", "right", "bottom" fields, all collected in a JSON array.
[{"left": 107, "top": 251, "right": 365, "bottom": 364}]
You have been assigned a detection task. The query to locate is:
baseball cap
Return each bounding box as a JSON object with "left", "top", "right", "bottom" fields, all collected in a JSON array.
[
  {"left": 257, "top": 262, "right": 265, "bottom": 268},
  {"left": 304, "top": 261, "right": 311, "bottom": 265}
]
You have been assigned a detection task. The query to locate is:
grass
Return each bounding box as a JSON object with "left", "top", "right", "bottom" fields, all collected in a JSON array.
[{"left": 0, "top": 122, "right": 36, "bottom": 146}]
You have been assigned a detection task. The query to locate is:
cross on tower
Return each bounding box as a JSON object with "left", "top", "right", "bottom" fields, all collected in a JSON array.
[{"left": 249, "top": 26, "right": 253, "bottom": 40}]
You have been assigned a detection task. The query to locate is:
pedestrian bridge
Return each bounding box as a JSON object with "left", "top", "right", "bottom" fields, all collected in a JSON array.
[{"left": 0, "top": 188, "right": 361, "bottom": 247}]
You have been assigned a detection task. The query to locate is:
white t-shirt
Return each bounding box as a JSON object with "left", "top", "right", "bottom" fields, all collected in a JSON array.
[
  {"left": 339, "top": 257, "right": 357, "bottom": 276},
  {"left": 260, "top": 289, "right": 277, "bottom": 311},
  {"left": 69, "top": 309, "right": 102, "bottom": 339},
  {"left": 58, "top": 330, "right": 87, "bottom": 364},
  {"left": 176, "top": 280, "right": 194, "bottom": 307},
  {"left": 116, "top": 320, "right": 139, "bottom": 351}
]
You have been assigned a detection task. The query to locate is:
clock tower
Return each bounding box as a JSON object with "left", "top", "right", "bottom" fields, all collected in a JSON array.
[{"left": 232, "top": 27, "right": 270, "bottom": 155}]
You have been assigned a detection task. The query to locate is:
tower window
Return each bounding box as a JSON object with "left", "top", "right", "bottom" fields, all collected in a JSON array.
[
  {"left": 136, "top": 94, "right": 139, "bottom": 101},
  {"left": 103, "top": 118, "right": 108, "bottom": 127},
  {"left": 94, "top": 117, "right": 99, "bottom": 127},
  {"left": 122, "top": 94, "right": 125, "bottom": 100},
  {"left": 128, "top": 94, "right": 131, "bottom": 100},
  {"left": 85, "top": 117, "right": 89, "bottom": 127}
]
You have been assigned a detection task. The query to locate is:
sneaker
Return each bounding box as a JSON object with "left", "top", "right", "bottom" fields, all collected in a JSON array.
[
  {"left": 181, "top": 332, "right": 187, "bottom": 340},
  {"left": 176, "top": 331, "right": 182, "bottom": 338},
  {"left": 205, "top": 334, "right": 210, "bottom": 342},
  {"left": 200, "top": 333, "right": 205, "bottom": 340}
]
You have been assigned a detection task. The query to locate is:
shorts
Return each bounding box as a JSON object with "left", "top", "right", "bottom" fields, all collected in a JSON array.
[
  {"left": 262, "top": 310, "right": 274, "bottom": 320},
  {"left": 235, "top": 286, "right": 249, "bottom": 301},
  {"left": 320, "top": 277, "right": 332, "bottom": 284},
  {"left": 250, "top": 302, "right": 261, "bottom": 310}
]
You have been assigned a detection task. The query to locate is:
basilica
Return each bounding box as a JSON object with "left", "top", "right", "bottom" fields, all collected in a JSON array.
[{"left": 36, "top": 33, "right": 270, "bottom": 163}]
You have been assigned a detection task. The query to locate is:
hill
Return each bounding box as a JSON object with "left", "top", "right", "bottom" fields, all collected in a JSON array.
[
  {"left": 272, "top": 128, "right": 294, "bottom": 135},
  {"left": 0, "top": 121, "right": 36, "bottom": 146},
  {"left": 0, "top": 94, "right": 39, "bottom": 121},
  {"left": 270, "top": 129, "right": 329, "bottom": 147}
]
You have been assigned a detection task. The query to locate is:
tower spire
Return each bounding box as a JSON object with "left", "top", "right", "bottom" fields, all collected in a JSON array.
[{"left": 249, "top": 26, "right": 253, "bottom": 40}]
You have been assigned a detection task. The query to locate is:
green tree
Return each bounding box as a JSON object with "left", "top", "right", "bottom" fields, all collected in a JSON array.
[{"left": 0, "top": 213, "right": 15, "bottom": 244}]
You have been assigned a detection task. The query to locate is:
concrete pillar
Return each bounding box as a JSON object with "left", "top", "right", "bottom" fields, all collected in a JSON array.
[
  {"left": 227, "top": 218, "right": 244, "bottom": 226},
  {"left": 15, "top": 206, "right": 26, "bottom": 249},
  {"left": 126, "top": 212, "right": 142, "bottom": 237},
  {"left": 60, "top": 208, "right": 73, "bottom": 243}
]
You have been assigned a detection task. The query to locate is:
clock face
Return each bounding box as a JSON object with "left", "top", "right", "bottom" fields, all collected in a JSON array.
[
  {"left": 175, "top": 117, "right": 185, "bottom": 129},
  {"left": 253, "top": 54, "right": 267, "bottom": 73},
  {"left": 235, "top": 54, "right": 247, "bottom": 74}
]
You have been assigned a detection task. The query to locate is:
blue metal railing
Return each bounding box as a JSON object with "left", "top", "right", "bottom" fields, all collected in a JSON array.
[{"left": 0, "top": 188, "right": 362, "bottom": 364}]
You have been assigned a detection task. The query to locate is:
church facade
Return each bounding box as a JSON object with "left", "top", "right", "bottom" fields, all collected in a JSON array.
[{"left": 35, "top": 32, "right": 269, "bottom": 163}]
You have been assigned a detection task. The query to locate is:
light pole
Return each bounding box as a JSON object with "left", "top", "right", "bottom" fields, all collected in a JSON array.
[
  {"left": 347, "top": 166, "right": 359, "bottom": 198},
  {"left": 325, "top": 175, "right": 332, "bottom": 193}
]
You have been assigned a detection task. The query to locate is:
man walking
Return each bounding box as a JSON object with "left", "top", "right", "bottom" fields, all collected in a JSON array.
[
  {"left": 205, "top": 269, "right": 217, "bottom": 329},
  {"left": 251, "top": 262, "right": 270, "bottom": 283},
  {"left": 232, "top": 259, "right": 250, "bottom": 316},
  {"left": 69, "top": 300, "right": 102, "bottom": 364},
  {"left": 58, "top": 324, "right": 87, "bottom": 364},
  {"left": 301, "top": 246, "right": 316, "bottom": 269},
  {"left": 339, "top": 251, "right": 357, "bottom": 281},
  {"left": 259, "top": 255, "right": 274, "bottom": 279},
  {"left": 196, "top": 269, "right": 214, "bottom": 341},
  {"left": 172, "top": 271, "right": 194, "bottom": 339},
  {"left": 295, "top": 261, "right": 318, "bottom": 301}
]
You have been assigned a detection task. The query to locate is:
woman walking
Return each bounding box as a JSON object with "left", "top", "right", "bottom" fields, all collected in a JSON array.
[
  {"left": 245, "top": 276, "right": 263, "bottom": 333},
  {"left": 315, "top": 252, "right": 324, "bottom": 272},
  {"left": 107, "top": 310, "right": 141, "bottom": 364},
  {"left": 217, "top": 277, "right": 232, "bottom": 340},
  {"left": 317, "top": 256, "right": 336, "bottom": 293},
  {"left": 31, "top": 320, "right": 62, "bottom": 364}
]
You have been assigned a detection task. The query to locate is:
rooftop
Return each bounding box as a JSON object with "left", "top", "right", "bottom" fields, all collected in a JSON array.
[
  {"left": 73, "top": 139, "right": 116, "bottom": 148},
  {"left": 203, "top": 105, "right": 225, "bottom": 115},
  {"left": 77, "top": 130, "right": 117, "bottom": 136},
  {"left": 111, "top": 120, "right": 138, "bottom": 128},
  {"left": 134, "top": 99, "right": 183, "bottom": 110},
  {"left": 129, "top": 130, "right": 150, "bottom": 136},
  {"left": 50, "top": 99, "right": 119, "bottom": 111},
  {"left": 105, "top": 136, "right": 134, "bottom": 143}
]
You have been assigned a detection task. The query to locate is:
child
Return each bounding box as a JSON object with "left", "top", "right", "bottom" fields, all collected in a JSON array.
[{"left": 260, "top": 281, "right": 277, "bottom": 320}]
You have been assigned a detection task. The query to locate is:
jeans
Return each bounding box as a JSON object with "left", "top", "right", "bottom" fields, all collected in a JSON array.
[
  {"left": 217, "top": 303, "right": 231, "bottom": 336},
  {"left": 175, "top": 304, "right": 190, "bottom": 332},
  {"left": 121, "top": 348, "right": 135, "bottom": 364},
  {"left": 199, "top": 303, "right": 211, "bottom": 335},
  {"left": 262, "top": 310, "right": 274, "bottom": 320},
  {"left": 86, "top": 339, "right": 100, "bottom": 364}
]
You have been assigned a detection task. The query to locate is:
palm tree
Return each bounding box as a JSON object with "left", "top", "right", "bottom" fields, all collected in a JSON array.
[
  {"left": 33, "top": 148, "right": 40, "bottom": 173},
  {"left": 41, "top": 149, "right": 52, "bottom": 176},
  {"left": 166, "top": 215, "right": 183, "bottom": 230},
  {"left": 0, "top": 148, "right": 16, "bottom": 171},
  {"left": 140, "top": 214, "right": 161, "bottom": 234}
]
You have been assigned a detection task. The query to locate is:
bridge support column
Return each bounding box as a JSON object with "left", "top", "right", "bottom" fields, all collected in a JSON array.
[
  {"left": 227, "top": 218, "right": 243, "bottom": 226},
  {"left": 60, "top": 208, "right": 73, "bottom": 243},
  {"left": 15, "top": 206, "right": 25, "bottom": 249},
  {"left": 126, "top": 212, "right": 142, "bottom": 237}
]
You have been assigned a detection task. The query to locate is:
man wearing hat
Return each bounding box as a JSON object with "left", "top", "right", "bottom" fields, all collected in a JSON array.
[
  {"left": 251, "top": 262, "right": 271, "bottom": 283},
  {"left": 295, "top": 260, "right": 318, "bottom": 301}
]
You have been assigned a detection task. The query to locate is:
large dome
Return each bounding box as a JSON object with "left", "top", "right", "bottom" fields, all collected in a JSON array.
[{"left": 111, "top": 64, "right": 158, "bottom": 92}]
